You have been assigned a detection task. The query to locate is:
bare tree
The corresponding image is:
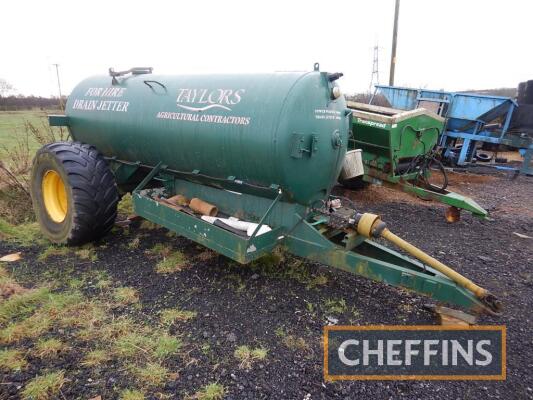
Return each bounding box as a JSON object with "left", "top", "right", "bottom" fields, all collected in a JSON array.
[{"left": 0, "top": 78, "right": 14, "bottom": 97}]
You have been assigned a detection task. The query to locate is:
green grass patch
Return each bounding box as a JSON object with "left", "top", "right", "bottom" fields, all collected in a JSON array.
[
  {"left": 307, "top": 274, "right": 328, "bottom": 289},
  {"left": 193, "top": 383, "right": 226, "bottom": 400},
  {"left": 251, "top": 248, "right": 285, "bottom": 269},
  {"left": 128, "top": 237, "right": 141, "bottom": 249},
  {"left": 0, "top": 313, "right": 52, "bottom": 344},
  {"left": 0, "top": 110, "right": 52, "bottom": 152},
  {"left": 113, "top": 330, "right": 181, "bottom": 360},
  {"left": 114, "top": 332, "right": 153, "bottom": 358},
  {"left": 153, "top": 335, "right": 182, "bottom": 359},
  {"left": 42, "top": 291, "right": 83, "bottom": 315},
  {"left": 131, "top": 362, "right": 169, "bottom": 387},
  {"left": 155, "top": 250, "right": 187, "bottom": 274},
  {"left": 118, "top": 193, "right": 134, "bottom": 215},
  {"left": 165, "top": 230, "right": 178, "bottom": 238},
  {"left": 0, "top": 267, "right": 14, "bottom": 286},
  {"left": 0, "top": 290, "right": 89, "bottom": 344},
  {"left": 160, "top": 307, "right": 197, "bottom": 325},
  {"left": 0, "top": 271, "right": 188, "bottom": 395},
  {"left": 234, "top": 345, "right": 268, "bottom": 369},
  {"left": 226, "top": 274, "right": 246, "bottom": 292},
  {"left": 120, "top": 389, "right": 145, "bottom": 400},
  {"left": 81, "top": 349, "right": 111, "bottom": 367},
  {"left": 95, "top": 279, "right": 112, "bottom": 290},
  {"left": 0, "top": 287, "right": 51, "bottom": 324},
  {"left": 97, "top": 317, "right": 137, "bottom": 341},
  {"left": 93, "top": 270, "right": 112, "bottom": 290},
  {"left": 0, "top": 218, "right": 44, "bottom": 246},
  {"left": 67, "top": 277, "right": 85, "bottom": 289},
  {"left": 250, "top": 251, "right": 328, "bottom": 289},
  {"left": 282, "top": 335, "right": 310, "bottom": 351},
  {"left": 21, "top": 370, "right": 65, "bottom": 400},
  {"left": 74, "top": 244, "right": 98, "bottom": 262},
  {"left": 113, "top": 287, "right": 139, "bottom": 305},
  {"left": 139, "top": 220, "right": 160, "bottom": 230},
  {"left": 149, "top": 243, "right": 173, "bottom": 257},
  {"left": 323, "top": 298, "right": 347, "bottom": 315},
  {"left": 95, "top": 277, "right": 112, "bottom": 290},
  {"left": 34, "top": 338, "right": 68, "bottom": 358},
  {"left": 201, "top": 343, "right": 211, "bottom": 355},
  {"left": 56, "top": 300, "right": 105, "bottom": 330},
  {"left": 38, "top": 245, "right": 70, "bottom": 261},
  {"left": 0, "top": 348, "right": 27, "bottom": 370}
]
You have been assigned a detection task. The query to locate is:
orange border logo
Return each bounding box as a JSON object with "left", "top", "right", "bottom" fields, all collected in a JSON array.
[{"left": 323, "top": 325, "right": 506, "bottom": 381}]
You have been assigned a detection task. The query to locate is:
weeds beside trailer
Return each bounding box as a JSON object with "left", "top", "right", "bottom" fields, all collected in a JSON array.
[
  {"left": 372, "top": 85, "right": 533, "bottom": 175},
  {"left": 33, "top": 66, "right": 501, "bottom": 315}
]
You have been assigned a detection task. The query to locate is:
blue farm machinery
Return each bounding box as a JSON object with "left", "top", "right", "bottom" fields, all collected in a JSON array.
[{"left": 30, "top": 65, "right": 501, "bottom": 315}]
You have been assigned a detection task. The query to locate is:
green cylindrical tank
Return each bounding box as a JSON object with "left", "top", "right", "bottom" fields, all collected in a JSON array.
[{"left": 65, "top": 68, "right": 349, "bottom": 205}]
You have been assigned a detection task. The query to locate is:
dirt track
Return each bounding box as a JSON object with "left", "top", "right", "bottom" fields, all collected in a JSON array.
[{"left": 1, "top": 170, "right": 532, "bottom": 399}]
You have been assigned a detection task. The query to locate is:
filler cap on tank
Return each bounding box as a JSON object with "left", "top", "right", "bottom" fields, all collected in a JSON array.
[{"left": 109, "top": 67, "right": 153, "bottom": 84}]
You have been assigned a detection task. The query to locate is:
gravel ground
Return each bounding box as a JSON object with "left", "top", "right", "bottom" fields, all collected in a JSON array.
[{"left": 1, "top": 170, "right": 532, "bottom": 399}]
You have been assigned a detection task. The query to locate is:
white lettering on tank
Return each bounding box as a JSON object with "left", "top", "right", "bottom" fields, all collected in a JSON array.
[
  {"left": 73, "top": 86, "right": 129, "bottom": 113},
  {"left": 73, "top": 99, "right": 129, "bottom": 113},
  {"left": 175, "top": 88, "right": 246, "bottom": 112},
  {"left": 156, "top": 111, "right": 250, "bottom": 126}
]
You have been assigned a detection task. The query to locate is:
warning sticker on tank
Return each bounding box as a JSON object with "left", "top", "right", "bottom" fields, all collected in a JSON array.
[{"left": 314, "top": 109, "right": 341, "bottom": 120}]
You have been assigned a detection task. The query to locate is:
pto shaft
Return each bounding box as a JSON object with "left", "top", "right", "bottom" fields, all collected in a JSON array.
[
  {"left": 379, "top": 228, "right": 486, "bottom": 298},
  {"left": 354, "top": 213, "right": 500, "bottom": 312}
]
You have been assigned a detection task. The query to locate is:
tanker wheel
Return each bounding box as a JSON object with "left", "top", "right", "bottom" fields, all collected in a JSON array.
[{"left": 30, "top": 141, "right": 119, "bottom": 245}]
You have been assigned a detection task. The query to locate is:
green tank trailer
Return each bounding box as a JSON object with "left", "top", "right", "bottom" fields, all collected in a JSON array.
[{"left": 31, "top": 65, "right": 500, "bottom": 315}]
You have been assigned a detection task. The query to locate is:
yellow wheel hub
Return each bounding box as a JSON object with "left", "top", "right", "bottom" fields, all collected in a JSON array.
[{"left": 42, "top": 170, "right": 68, "bottom": 223}]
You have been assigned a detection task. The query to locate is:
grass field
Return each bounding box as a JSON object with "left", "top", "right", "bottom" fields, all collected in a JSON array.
[{"left": 0, "top": 110, "right": 61, "bottom": 155}]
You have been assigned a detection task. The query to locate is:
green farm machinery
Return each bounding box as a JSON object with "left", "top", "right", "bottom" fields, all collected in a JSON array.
[
  {"left": 345, "top": 102, "right": 488, "bottom": 221},
  {"left": 31, "top": 65, "right": 500, "bottom": 315}
]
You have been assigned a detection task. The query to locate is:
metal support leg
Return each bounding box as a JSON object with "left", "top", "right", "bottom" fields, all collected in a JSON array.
[
  {"left": 520, "top": 148, "right": 533, "bottom": 175},
  {"left": 458, "top": 139, "right": 471, "bottom": 165}
]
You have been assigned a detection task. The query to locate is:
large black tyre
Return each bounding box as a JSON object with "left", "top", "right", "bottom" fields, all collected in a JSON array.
[{"left": 30, "top": 141, "right": 119, "bottom": 245}]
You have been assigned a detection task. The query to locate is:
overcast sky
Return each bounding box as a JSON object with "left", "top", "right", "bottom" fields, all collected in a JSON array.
[{"left": 2, "top": 0, "right": 531, "bottom": 97}]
